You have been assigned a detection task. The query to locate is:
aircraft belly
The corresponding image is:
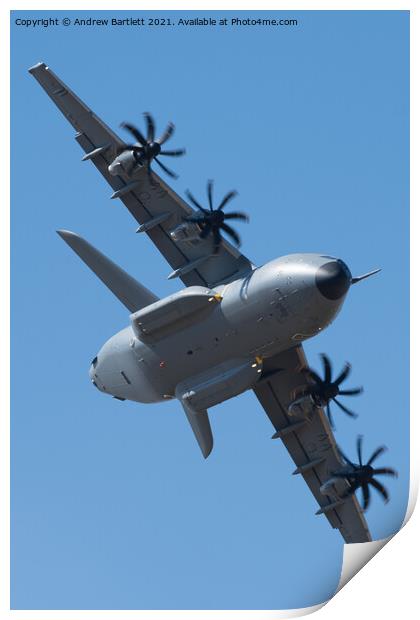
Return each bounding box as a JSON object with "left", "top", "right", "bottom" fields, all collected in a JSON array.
[
  {"left": 126, "top": 257, "right": 347, "bottom": 401},
  {"left": 130, "top": 310, "right": 293, "bottom": 399}
]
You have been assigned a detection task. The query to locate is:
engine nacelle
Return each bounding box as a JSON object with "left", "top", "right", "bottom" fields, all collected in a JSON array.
[
  {"left": 287, "top": 393, "right": 319, "bottom": 420},
  {"left": 169, "top": 221, "right": 202, "bottom": 243},
  {"left": 108, "top": 150, "right": 143, "bottom": 177},
  {"left": 320, "top": 468, "right": 353, "bottom": 499}
]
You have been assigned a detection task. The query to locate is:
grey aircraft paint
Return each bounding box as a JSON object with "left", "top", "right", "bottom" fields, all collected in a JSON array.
[
  {"left": 62, "top": 230, "right": 352, "bottom": 457},
  {"left": 29, "top": 62, "right": 383, "bottom": 542},
  {"left": 88, "top": 251, "right": 349, "bottom": 405}
]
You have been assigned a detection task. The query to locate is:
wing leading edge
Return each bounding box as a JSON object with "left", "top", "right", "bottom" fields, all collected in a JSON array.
[
  {"left": 29, "top": 62, "right": 253, "bottom": 289},
  {"left": 253, "top": 346, "right": 372, "bottom": 544}
]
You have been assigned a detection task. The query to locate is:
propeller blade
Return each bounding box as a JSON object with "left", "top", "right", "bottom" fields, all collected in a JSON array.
[
  {"left": 213, "top": 226, "right": 222, "bottom": 252},
  {"left": 185, "top": 190, "right": 207, "bottom": 214},
  {"left": 338, "top": 387, "right": 363, "bottom": 396},
  {"left": 187, "top": 212, "right": 205, "bottom": 222},
  {"left": 121, "top": 122, "right": 147, "bottom": 146},
  {"left": 223, "top": 211, "right": 249, "bottom": 222},
  {"left": 351, "top": 268, "right": 381, "bottom": 285},
  {"left": 144, "top": 112, "right": 156, "bottom": 142},
  {"left": 337, "top": 446, "right": 355, "bottom": 467},
  {"left": 199, "top": 222, "right": 212, "bottom": 239},
  {"left": 333, "top": 398, "right": 358, "bottom": 418},
  {"left": 361, "top": 483, "right": 371, "bottom": 510},
  {"left": 321, "top": 354, "right": 332, "bottom": 384},
  {"left": 372, "top": 467, "right": 398, "bottom": 477},
  {"left": 207, "top": 180, "right": 214, "bottom": 211},
  {"left": 329, "top": 471, "right": 350, "bottom": 479},
  {"left": 334, "top": 362, "right": 351, "bottom": 386},
  {"left": 220, "top": 222, "right": 241, "bottom": 246},
  {"left": 145, "top": 161, "right": 154, "bottom": 185},
  {"left": 367, "top": 445, "right": 387, "bottom": 466},
  {"left": 303, "top": 368, "right": 324, "bottom": 385},
  {"left": 369, "top": 478, "right": 390, "bottom": 503},
  {"left": 157, "top": 121, "right": 175, "bottom": 145},
  {"left": 217, "top": 190, "right": 238, "bottom": 211},
  {"left": 130, "top": 148, "right": 145, "bottom": 171},
  {"left": 357, "top": 435, "right": 363, "bottom": 466},
  {"left": 160, "top": 148, "right": 186, "bottom": 157},
  {"left": 345, "top": 480, "right": 360, "bottom": 498},
  {"left": 154, "top": 157, "right": 178, "bottom": 178},
  {"left": 295, "top": 385, "right": 312, "bottom": 400},
  {"left": 326, "top": 402, "right": 335, "bottom": 429}
]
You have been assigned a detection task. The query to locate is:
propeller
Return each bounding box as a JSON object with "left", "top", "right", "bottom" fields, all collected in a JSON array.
[
  {"left": 334, "top": 436, "right": 398, "bottom": 510},
  {"left": 185, "top": 180, "right": 249, "bottom": 253},
  {"left": 120, "top": 112, "right": 185, "bottom": 179},
  {"left": 290, "top": 353, "right": 363, "bottom": 428}
]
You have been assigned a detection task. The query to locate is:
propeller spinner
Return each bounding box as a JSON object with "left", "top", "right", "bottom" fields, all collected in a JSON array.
[
  {"left": 289, "top": 354, "right": 363, "bottom": 428},
  {"left": 334, "top": 436, "right": 398, "bottom": 510},
  {"left": 120, "top": 112, "right": 185, "bottom": 179},
  {"left": 185, "top": 180, "right": 249, "bottom": 253}
]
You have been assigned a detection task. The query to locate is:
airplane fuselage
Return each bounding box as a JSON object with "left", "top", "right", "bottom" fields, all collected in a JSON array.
[{"left": 90, "top": 253, "right": 352, "bottom": 405}]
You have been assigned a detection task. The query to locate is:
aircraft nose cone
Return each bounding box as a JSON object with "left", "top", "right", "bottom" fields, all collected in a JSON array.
[{"left": 315, "top": 260, "right": 351, "bottom": 300}]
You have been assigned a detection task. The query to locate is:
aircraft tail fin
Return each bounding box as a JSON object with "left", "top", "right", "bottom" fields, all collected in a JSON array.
[{"left": 57, "top": 230, "right": 158, "bottom": 312}]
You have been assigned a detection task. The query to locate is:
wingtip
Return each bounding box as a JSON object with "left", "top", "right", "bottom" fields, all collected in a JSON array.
[
  {"left": 56, "top": 229, "right": 81, "bottom": 242},
  {"left": 28, "top": 61, "right": 47, "bottom": 75}
]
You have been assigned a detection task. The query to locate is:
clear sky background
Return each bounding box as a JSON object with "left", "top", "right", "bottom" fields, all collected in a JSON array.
[{"left": 11, "top": 10, "right": 409, "bottom": 611}]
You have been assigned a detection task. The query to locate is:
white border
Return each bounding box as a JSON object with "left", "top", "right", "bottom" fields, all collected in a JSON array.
[{"left": 3, "top": 2, "right": 416, "bottom": 618}]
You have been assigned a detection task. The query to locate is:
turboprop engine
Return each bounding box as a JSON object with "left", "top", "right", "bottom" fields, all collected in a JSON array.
[{"left": 108, "top": 149, "right": 141, "bottom": 177}]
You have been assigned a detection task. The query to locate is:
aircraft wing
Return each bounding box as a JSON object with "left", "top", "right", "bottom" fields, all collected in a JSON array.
[
  {"left": 29, "top": 62, "right": 253, "bottom": 288},
  {"left": 254, "top": 345, "right": 372, "bottom": 543}
]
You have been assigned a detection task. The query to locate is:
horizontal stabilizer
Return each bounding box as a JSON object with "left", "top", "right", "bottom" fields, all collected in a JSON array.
[
  {"left": 177, "top": 396, "right": 213, "bottom": 459},
  {"left": 57, "top": 230, "right": 158, "bottom": 312}
]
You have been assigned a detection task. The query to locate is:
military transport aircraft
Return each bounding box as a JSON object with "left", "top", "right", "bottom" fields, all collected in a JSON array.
[{"left": 29, "top": 62, "right": 397, "bottom": 544}]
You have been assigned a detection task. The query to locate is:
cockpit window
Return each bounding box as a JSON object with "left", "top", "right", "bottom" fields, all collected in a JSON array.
[{"left": 91, "top": 356, "right": 98, "bottom": 368}]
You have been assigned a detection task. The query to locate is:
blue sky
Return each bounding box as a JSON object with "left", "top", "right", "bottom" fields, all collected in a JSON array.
[{"left": 11, "top": 10, "right": 409, "bottom": 610}]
